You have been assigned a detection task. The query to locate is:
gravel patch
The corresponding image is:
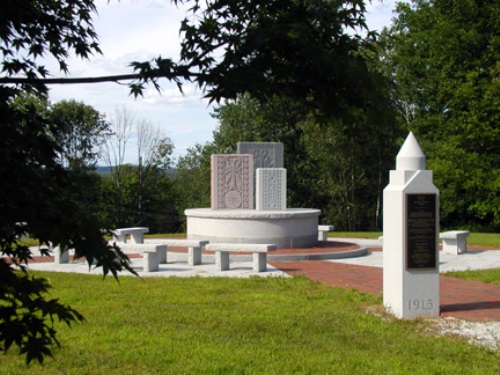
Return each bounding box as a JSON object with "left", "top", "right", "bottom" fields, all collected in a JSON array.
[
  {"left": 367, "top": 306, "right": 499, "bottom": 351},
  {"left": 430, "top": 317, "right": 500, "bottom": 351}
]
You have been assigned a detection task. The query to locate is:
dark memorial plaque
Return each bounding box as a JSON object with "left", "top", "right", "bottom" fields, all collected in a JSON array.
[{"left": 406, "top": 194, "right": 437, "bottom": 270}]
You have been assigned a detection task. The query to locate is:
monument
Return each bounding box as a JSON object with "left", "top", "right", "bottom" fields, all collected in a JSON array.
[
  {"left": 237, "top": 142, "right": 284, "bottom": 169},
  {"left": 211, "top": 154, "right": 254, "bottom": 209},
  {"left": 383, "top": 132, "right": 440, "bottom": 319},
  {"left": 186, "top": 142, "right": 320, "bottom": 248},
  {"left": 256, "top": 168, "right": 287, "bottom": 211}
]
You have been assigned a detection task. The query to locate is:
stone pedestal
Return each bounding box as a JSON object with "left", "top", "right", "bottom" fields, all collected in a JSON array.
[
  {"left": 383, "top": 132, "right": 440, "bottom": 319},
  {"left": 185, "top": 208, "right": 320, "bottom": 248}
]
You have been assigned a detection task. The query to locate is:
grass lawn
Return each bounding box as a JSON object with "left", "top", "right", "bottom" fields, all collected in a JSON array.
[
  {"left": 444, "top": 269, "right": 500, "bottom": 286},
  {"left": 331, "top": 232, "right": 500, "bottom": 248},
  {"left": 19, "top": 232, "right": 500, "bottom": 248},
  {"left": 0, "top": 272, "right": 498, "bottom": 374}
]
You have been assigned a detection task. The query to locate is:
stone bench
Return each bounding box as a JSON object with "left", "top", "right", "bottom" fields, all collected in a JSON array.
[
  {"left": 111, "top": 227, "right": 149, "bottom": 244},
  {"left": 205, "top": 243, "right": 277, "bottom": 272},
  {"left": 150, "top": 239, "right": 209, "bottom": 266},
  {"left": 440, "top": 230, "right": 470, "bottom": 255},
  {"left": 318, "top": 225, "right": 334, "bottom": 241},
  {"left": 112, "top": 242, "right": 167, "bottom": 272},
  {"left": 53, "top": 245, "right": 70, "bottom": 264}
]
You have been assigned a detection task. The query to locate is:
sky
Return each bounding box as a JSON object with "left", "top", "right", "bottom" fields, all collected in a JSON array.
[{"left": 44, "top": 0, "right": 400, "bottom": 164}]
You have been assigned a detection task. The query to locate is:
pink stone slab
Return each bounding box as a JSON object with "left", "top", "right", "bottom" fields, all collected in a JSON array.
[{"left": 211, "top": 154, "right": 254, "bottom": 209}]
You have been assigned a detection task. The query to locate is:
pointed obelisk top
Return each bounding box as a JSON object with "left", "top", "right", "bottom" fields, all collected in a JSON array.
[{"left": 396, "top": 132, "right": 426, "bottom": 170}]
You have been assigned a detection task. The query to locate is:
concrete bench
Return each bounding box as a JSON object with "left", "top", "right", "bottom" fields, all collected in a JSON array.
[
  {"left": 440, "top": 230, "right": 470, "bottom": 255},
  {"left": 149, "top": 239, "right": 209, "bottom": 266},
  {"left": 112, "top": 242, "right": 167, "bottom": 272},
  {"left": 112, "top": 227, "right": 149, "bottom": 244},
  {"left": 318, "top": 225, "right": 334, "bottom": 241},
  {"left": 53, "top": 245, "right": 70, "bottom": 264},
  {"left": 205, "top": 243, "right": 277, "bottom": 272}
]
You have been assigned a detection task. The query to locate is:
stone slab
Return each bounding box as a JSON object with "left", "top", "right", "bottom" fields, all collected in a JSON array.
[
  {"left": 211, "top": 154, "right": 254, "bottom": 209},
  {"left": 237, "top": 142, "right": 284, "bottom": 169},
  {"left": 256, "top": 168, "right": 287, "bottom": 210}
]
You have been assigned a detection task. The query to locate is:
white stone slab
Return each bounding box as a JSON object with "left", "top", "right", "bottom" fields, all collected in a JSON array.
[
  {"left": 256, "top": 168, "right": 287, "bottom": 210},
  {"left": 211, "top": 154, "right": 254, "bottom": 209}
]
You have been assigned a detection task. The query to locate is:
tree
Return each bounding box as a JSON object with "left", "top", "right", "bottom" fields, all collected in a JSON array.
[
  {"left": 0, "top": 0, "right": 134, "bottom": 363},
  {"left": 102, "top": 105, "right": 135, "bottom": 226},
  {"left": 382, "top": 0, "right": 500, "bottom": 230},
  {"left": 0, "top": 0, "right": 389, "bottom": 362},
  {"left": 178, "top": 88, "right": 401, "bottom": 231},
  {"left": 174, "top": 142, "right": 220, "bottom": 227},
  {"left": 1, "top": 0, "right": 377, "bottom": 112},
  {"left": 0, "top": 91, "right": 135, "bottom": 363},
  {"left": 49, "top": 99, "right": 111, "bottom": 170},
  {"left": 101, "top": 106, "right": 178, "bottom": 230},
  {"left": 10, "top": 96, "right": 111, "bottom": 171}
]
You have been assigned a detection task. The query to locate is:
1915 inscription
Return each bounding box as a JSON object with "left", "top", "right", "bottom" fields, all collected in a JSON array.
[{"left": 406, "top": 194, "right": 437, "bottom": 270}]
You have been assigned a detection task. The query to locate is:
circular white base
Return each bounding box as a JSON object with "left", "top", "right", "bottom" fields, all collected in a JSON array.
[{"left": 185, "top": 208, "right": 321, "bottom": 248}]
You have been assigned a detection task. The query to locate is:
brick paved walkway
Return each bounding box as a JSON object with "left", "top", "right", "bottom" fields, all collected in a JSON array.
[{"left": 270, "top": 260, "right": 500, "bottom": 322}]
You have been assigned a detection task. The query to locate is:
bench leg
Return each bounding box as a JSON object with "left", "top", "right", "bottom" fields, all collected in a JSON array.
[
  {"left": 130, "top": 233, "right": 144, "bottom": 244},
  {"left": 188, "top": 246, "right": 202, "bottom": 266},
  {"left": 442, "top": 239, "right": 458, "bottom": 255},
  {"left": 113, "top": 234, "right": 127, "bottom": 243},
  {"left": 318, "top": 231, "right": 328, "bottom": 241},
  {"left": 157, "top": 245, "right": 167, "bottom": 264},
  {"left": 253, "top": 253, "right": 267, "bottom": 272},
  {"left": 457, "top": 236, "right": 467, "bottom": 254},
  {"left": 54, "top": 246, "right": 69, "bottom": 264},
  {"left": 143, "top": 251, "right": 159, "bottom": 272},
  {"left": 215, "top": 251, "right": 230, "bottom": 271}
]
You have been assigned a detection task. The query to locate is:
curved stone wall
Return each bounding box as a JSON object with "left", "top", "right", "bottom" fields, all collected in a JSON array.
[{"left": 185, "top": 208, "right": 321, "bottom": 249}]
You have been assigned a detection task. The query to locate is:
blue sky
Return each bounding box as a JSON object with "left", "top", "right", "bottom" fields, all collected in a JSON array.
[{"left": 45, "top": 0, "right": 399, "bottom": 164}]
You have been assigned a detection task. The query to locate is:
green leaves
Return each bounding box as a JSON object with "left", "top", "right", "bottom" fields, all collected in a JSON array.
[
  {"left": 1, "top": 0, "right": 101, "bottom": 93},
  {"left": 129, "top": 0, "right": 374, "bottom": 113},
  {"left": 48, "top": 99, "right": 111, "bottom": 171},
  {"left": 0, "top": 88, "right": 138, "bottom": 363},
  {"left": 383, "top": 0, "right": 500, "bottom": 230}
]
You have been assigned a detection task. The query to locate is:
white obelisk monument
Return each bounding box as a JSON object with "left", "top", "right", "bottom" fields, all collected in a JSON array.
[{"left": 383, "top": 132, "right": 440, "bottom": 319}]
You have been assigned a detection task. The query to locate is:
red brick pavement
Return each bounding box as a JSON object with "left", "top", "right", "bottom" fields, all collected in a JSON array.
[{"left": 269, "top": 260, "right": 500, "bottom": 322}]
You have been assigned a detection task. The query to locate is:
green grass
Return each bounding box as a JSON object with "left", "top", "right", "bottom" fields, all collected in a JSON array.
[
  {"left": 17, "top": 232, "right": 500, "bottom": 248},
  {"left": 467, "top": 233, "right": 500, "bottom": 248},
  {"left": 444, "top": 269, "right": 500, "bottom": 286},
  {"left": 145, "top": 233, "right": 186, "bottom": 239},
  {"left": 331, "top": 232, "right": 500, "bottom": 248},
  {"left": 1, "top": 272, "right": 498, "bottom": 374},
  {"left": 331, "top": 231, "right": 383, "bottom": 240}
]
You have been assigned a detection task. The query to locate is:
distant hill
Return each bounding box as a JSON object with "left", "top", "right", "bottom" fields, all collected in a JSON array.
[
  {"left": 94, "top": 166, "right": 177, "bottom": 177},
  {"left": 95, "top": 166, "right": 113, "bottom": 175}
]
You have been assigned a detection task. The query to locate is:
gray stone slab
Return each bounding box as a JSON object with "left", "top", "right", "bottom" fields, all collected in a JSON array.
[
  {"left": 211, "top": 154, "right": 254, "bottom": 209},
  {"left": 237, "top": 142, "right": 284, "bottom": 169}
]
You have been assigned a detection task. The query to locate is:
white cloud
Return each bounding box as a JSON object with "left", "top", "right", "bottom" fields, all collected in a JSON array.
[
  {"left": 365, "top": 0, "right": 406, "bottom": 31},
  {"left": 142, "top": 84, "right": 211, "bottom": 108},
  {"left": 42, "top": 1, "right": 400, "bottom": 164}
]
